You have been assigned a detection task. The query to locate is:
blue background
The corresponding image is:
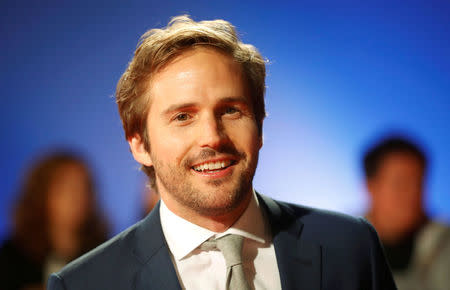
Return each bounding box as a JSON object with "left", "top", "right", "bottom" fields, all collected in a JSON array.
[{"left": 1, "top": 0, "right": 449, "bottom": 240}]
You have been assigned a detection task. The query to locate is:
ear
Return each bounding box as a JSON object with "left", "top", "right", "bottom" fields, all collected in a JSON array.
[
  {"left": 257, "top": 120, "right": 264, "bottom": 149},
  {"left": 128, "top": 134, "right": 153, "bottom": 167},
  {"left": 258, "top": 134, "right": 263, "bottom": 150}
]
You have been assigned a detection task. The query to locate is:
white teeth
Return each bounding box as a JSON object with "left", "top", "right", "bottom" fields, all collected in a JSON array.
[{"left": 193, "top": 160, "right": 232, "bottom": 172}]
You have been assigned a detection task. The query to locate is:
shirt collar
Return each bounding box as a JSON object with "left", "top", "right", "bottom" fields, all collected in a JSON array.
[{"left": 160, "top": 190, "right": 268, "bottom": 261}]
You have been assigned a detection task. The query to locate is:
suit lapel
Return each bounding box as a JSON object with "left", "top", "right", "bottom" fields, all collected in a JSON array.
[
  {"left": 258, "top": 194, "right": 322, "bottom": 290},
  {"left": 129, "top": 194, "right": 321, "bottom": 290},
  {"left": 132, "top": 202, "right": 181, "bottom": 290}
]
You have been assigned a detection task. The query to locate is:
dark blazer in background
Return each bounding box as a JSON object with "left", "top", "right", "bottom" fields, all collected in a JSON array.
[{"left": 47, "top": 193, "right": 397, "bottom": 290}]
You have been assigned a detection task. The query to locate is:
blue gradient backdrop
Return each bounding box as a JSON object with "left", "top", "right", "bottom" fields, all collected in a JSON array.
[{"left": 1, "top": 0, "right": 449, "bottom": 240}]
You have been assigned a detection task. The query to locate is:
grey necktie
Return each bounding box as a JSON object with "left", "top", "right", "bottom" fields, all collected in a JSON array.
[{"left": 201, "top": 234, "right": 250, "bottom": 290}]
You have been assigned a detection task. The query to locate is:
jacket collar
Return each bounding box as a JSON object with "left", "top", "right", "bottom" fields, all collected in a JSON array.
[
  {"left": 132, "top": 201, "right": 182, "bottom": 290},
  {"left": 131, "top": 194, "right": 322, "bottom": 290},
  {"left": 258, "top": 193, "right": 322, "bottom": 290}
]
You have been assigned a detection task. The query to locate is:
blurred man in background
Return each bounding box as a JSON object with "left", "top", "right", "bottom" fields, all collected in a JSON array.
[{"left": 364, "top": 136, "right": 450, "bottom": 290}]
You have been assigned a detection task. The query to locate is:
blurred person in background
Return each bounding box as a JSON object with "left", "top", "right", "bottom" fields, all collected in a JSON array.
[
  {"left": 364, "top": 136, "right": 450, "bottom": 290},
  {"left": 141, "top": 184, "right": 160, "bottom": 218},
  {"left": 0, "top": 150, "right": 109, "bottom": 290}
]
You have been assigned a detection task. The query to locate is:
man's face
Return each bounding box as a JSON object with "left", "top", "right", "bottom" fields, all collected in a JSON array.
[
  {"left": 368, "top": 152, "right": 425, "bottom": 236},
  {"left": 131, "top": 47, "right": 262, "bottom": 217}
]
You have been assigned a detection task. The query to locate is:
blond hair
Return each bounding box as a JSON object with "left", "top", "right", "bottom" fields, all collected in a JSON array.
[{"left": 116, "top": 15, "right": 267, "bottom": 189}]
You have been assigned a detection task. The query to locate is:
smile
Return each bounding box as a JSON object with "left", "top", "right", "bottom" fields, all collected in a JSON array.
[{"left": 192, "top": 159, "right": 235, "bottom": 172}]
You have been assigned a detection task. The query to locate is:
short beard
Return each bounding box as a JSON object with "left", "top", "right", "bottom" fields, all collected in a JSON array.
[{"left": 152, "top": 148, "right": 258, "bottom": 217}]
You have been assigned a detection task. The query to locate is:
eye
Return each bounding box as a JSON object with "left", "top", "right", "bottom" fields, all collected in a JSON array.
[
  {"left": 174, "top": 113, "right": 190, "bottom": 122},
  {"left": 224, "top": 106, "right": 239, "bottom": 115}
]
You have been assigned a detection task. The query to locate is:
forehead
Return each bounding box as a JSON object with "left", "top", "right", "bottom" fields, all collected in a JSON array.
[
  {"left": 147, "top": 47, "right": 247, "bottom": 105},
  {"left": 378, "top": 152, "right": 424, "bottom": 173},
  {"left": 51, "top": 162, "right": 88, "bottom": 181}
]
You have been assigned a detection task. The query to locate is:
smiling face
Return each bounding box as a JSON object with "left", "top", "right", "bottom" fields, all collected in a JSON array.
[{"left": 129, "top": 47, "right": 262, "bottom": 222}]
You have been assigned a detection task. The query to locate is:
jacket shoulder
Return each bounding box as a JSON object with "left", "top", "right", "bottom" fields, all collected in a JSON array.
[
  {"left": 50, "top": 219, "right": 145, "bottom": 290},
  {"left": 263, "top": 196, "right": 396, "bottom": 289},
  {"left": 268, "top": 197, "right": 370, "bottom": 232},
  {"left": 264, "top": 196, "right": 379, "bottom": 251}
]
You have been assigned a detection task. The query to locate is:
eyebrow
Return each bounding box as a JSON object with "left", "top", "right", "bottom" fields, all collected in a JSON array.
[
  {"left": 219, "top": 96, "right": 249, "bottom": 105},
  {"left": 162, "top": 96, "right": 249, "bottom": 115},
  {"left": 162, "top": 102, "right": 198, "bottom": 116}
]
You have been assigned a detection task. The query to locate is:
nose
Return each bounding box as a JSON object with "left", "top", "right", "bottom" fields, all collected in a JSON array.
[{"left": 197, "top": 114, "right": 228, "bottom": 149}]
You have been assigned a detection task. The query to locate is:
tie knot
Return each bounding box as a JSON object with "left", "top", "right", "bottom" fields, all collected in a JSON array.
[
  {"left": 216, "top": 234, "right": 244, "bottom": 267},
  {"left": 200, "top": 234, "right": 249, "bottom": 290}
]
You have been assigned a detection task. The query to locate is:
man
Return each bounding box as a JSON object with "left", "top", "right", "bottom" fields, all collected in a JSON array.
[
  {"left": 48, "top": 16, "right": 396, "bottom": 290},
  {"left": 364, "top": 136, "right": 450, "bottom": 290}
]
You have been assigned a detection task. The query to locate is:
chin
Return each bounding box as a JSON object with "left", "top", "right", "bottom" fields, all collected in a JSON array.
[{"left": 193, "top": 188, "right": 251, "bottom": 217}]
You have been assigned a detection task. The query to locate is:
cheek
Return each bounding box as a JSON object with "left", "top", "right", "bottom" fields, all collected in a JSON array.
[
  {"left": 375, "top": 193, "right": 397, "bottom": 212},
  {"left": 229, "top": 122, "right": 260, "bottom": 151},
  {"left": 372, "top": 183, "right": 399, "bottom": 211},
  {"left": 150, "top": 127, "right": 192, "bottom": 165},
  {"left": 47, "top": 185, "right": 91, "bottom": 227},
  {"left": 48, "top": 194, "right": 73, "bottom": 226},
  {"left": 47, "top": 195, "right": 60, "bottom": 222}
]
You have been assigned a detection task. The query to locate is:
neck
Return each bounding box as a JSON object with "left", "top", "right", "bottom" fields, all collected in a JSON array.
[
  {"left": 48, "top": 226, "right": 80, "bottom": 259},
  {"left": 162, "top": 190, "right": 253, "bottom": 232},
  {"left": 367, "top": 210, "right": 427, "bottom": 244}
]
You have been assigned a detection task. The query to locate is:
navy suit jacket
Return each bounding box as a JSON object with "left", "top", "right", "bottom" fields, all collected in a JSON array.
[{"left": 47, "top": 194, "right": 396, "bottom": 289}]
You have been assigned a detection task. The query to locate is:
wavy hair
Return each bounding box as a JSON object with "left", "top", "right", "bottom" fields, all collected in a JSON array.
[{"left": 116, "top": 15, "right": 267, "bottom": 190}]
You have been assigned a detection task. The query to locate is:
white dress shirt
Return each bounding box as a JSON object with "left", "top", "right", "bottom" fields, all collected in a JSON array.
[{"left": 160, "top": 191, "right": 282, "bottom": 290}]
